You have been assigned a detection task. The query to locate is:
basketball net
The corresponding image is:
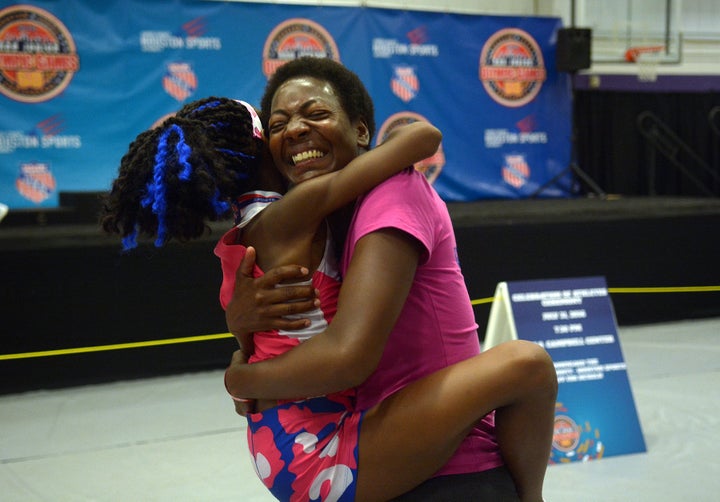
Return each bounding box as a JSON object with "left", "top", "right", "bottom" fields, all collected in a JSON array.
[
  {"left": 625, "top": 46, "right": 664, "bottom": 83},
  {"left": 636, "top": 53, "right": 659, "bottom": 82}
]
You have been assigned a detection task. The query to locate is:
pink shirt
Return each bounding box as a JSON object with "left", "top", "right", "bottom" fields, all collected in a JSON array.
[
  {"left": 214, "top": 192, "right": 342, "bottom": 365},
  {"left": 214, "top": 197, "right": 353, "bottom": 405},
  {"left": 341, "top": 170, "right": 503, "bottom": 476}
]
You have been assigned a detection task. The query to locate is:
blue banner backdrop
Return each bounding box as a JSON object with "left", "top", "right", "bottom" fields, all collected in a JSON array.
[{"left": 0, "top": 0, "right": 573, "bottom": 209}]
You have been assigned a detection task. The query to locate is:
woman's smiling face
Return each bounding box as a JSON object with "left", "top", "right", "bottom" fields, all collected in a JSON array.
[{"left": 266, "top": 76, "right": 369, "bottom": 186}]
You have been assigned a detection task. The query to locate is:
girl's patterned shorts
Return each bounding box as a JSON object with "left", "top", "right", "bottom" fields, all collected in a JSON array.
[{"left": 247, "top": 394, "right": 364, "bottom": 502}]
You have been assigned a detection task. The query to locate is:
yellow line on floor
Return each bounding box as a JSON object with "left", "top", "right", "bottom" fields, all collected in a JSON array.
[
  {"left": 0, "top": 333, "right": 234, "bottom": 360},
  {"left": 3, "top": 286, "right": 718, "bottom": 361}
]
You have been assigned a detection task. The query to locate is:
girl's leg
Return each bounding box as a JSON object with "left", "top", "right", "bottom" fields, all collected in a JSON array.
[{"left": 355, "top": 340, "right": 557, "bottom": 502}]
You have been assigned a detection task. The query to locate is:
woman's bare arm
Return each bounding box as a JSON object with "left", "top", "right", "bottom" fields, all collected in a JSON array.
[{"left": 224, "top": 228, "right": 422, "bottom": 400}]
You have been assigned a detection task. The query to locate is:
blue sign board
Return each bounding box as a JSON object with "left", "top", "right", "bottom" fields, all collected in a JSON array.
[{"left": 485, "top": 276, "right": 647, "bottom": 463}]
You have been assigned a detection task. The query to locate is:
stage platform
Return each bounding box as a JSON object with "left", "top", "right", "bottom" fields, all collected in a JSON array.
[
  {"left": 448, "top": 195, "right": 720, "bottom": 326},
  {"left": 1, "top": 194, "right": 719, "bottom": 394}
]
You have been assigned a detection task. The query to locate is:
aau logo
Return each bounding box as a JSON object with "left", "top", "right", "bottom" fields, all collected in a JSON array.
[
  {"left": 0, "top": 5, "right": 79, "bottom": 103},
  {"left": 16, "top": 162, "right": 55, "bottom": 203},
  {"left": 390, "top": 65, "right": 419, "bottom": 103},
  {"left": 479, "top": 28, "right": 546, "bottom": 108},
  {"left": 163, "top": 62, "right": 197, "bottom": 102},
  {"left": 262, "top": 18, "right": 339, "bottom": 78},
  {"left": 502, "top": 154, "right": 530, "bottom": 189}
]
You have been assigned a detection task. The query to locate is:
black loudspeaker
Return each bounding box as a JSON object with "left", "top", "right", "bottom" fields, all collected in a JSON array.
[{"left": 556, "top": 27, "right": 592, "bottom": 73}]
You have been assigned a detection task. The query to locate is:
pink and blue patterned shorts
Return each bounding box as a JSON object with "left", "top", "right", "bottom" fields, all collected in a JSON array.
[{"left": 246, "top": 394, "right": 364, "bottom": 502}]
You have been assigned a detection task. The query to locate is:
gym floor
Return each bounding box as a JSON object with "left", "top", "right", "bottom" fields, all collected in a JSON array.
[{"left": 2, "top": 317, "right": 718, "bottom": 501}]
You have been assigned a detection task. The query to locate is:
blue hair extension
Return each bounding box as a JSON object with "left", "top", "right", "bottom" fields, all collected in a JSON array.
[
  {"left": 216, "top": 148, "right": 255, "bottom": 160},
  {"left": 210, "top": 188, "right": 230, "bottom": 216},
  {"left": 191, "top": 100, "right": 222, "bottom": 115},
  {"left": 142, "top": 124, "right": 191, "bottom": 247},
  {"left": 174, "top": 128, "right": 193, "bottom": 181},
  {"left": 122, "top": 227, "right": 139, "bottom": 251}
]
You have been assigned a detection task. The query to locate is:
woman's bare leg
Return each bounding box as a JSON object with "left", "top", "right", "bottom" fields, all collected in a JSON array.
[
  {"left": 494, "top": 352, "right": 557, "bottom": 501},
  {"left": 355, "top": 340, "right": 557, "bottom": 502}
]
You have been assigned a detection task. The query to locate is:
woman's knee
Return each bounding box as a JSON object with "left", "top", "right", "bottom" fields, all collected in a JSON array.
[{"left": 504, "top": 340, "right": 558, "bottom": 397}]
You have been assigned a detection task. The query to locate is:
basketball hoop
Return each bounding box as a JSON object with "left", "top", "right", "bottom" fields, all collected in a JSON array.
[
  {"left": 626, "top": 46, "right": 664, "bottom": 83},
  {"left": 624, "top": 45, "right": 665, "bottom": 62}
]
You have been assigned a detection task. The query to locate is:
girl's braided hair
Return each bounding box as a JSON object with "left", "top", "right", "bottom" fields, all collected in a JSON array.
[{"left": 101, "top": 96, "right": 267, "bottom": 250}]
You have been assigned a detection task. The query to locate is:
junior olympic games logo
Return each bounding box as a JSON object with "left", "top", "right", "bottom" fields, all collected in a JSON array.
[
  {"left": 552, "top": 415, "right": 581, "bottom": 454},
  {"left": 479, "top": 28, "right": 546, "bottom": 108},
  {"left": 550, "top": 411, "right": 605, "bottom": 463},
  {"left": 376, "top": 112, "right": 444, "bottom": 185},
  {"left": 262, "top": 18, "right": 339, "bottom": 78},
  {"left": 0, "top": 5, "right": 79, "bottom": 103}
]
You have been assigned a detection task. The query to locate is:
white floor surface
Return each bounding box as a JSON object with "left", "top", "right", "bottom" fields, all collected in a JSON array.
[{"left": 1, "top": 317, "right": 719, "bottom": 501}]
